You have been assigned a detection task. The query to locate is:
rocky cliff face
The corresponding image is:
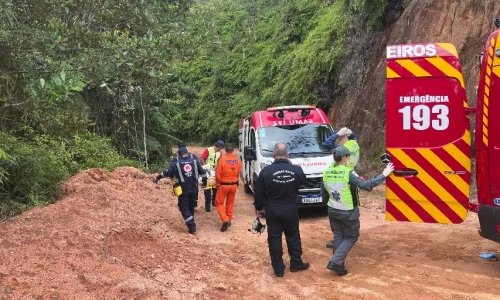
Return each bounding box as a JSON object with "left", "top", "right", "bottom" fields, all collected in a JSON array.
[{"left": 330, "top": 0, "right": 500, "bottom": 171}]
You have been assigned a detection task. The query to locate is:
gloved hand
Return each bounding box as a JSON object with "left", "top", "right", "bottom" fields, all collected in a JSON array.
[
  {"left": 154, "top": 174, "right": 162, "bottom": 184},
  {"left": 345, "top": 128, "right": 352, "bottom": 137},
  {"left": 383, "top": 162, "right": 394, "bottom": 177},
  {"left": 337, "top": 127, "right": 349, "bottom": 136},
  {"left": 256, "top": 209, "right": 265, "bottom": 218}
]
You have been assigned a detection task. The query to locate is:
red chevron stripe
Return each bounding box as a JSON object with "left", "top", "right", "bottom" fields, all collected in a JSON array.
[
  {"left": 430, "top": 147, "right": 471, "bottom": 179},
  {"left": 439, "top": 55, "right": 464, "bottom": 73},
  {"left": 386, "top": 175, "right": 438, "bottom": 223},
  {"left": 388, "top": 154, "right": 442, "bottom": 222},
  {"left": 452, "top": 138, "right": 472, "bottom": 158},
  {"left": 385, "top": 196, "right": 410, "bottom": 222},
  {"left": 403, "top": 149, "right": 467, "bottom": 220},
  {"left": 405, "top": 148, "right": 469, "bottom": 202},
  {"left": 416, "top": 58, "right": 449, "bottom": 77},
  {"left": 387, "top": 60, "right": 415, "bottom": 77},
  {"left": 407, "top": 174, "right": 464, "bottom": 223}
]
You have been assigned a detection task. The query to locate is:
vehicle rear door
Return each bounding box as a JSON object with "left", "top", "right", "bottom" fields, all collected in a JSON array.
[
  {"left": 477, "top": 31, "right": 500, "bottom": 204},
  {"left": 385, "top": 43, "right": 471, "bottom": 224}
]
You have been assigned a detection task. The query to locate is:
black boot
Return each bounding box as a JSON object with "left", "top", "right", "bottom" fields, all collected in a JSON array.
[
  {"left": 290, "top": 262, "right": 310, "bottom": 272},
  {"left": 221, "top": 221, "right": 230, "bottom": 232}
]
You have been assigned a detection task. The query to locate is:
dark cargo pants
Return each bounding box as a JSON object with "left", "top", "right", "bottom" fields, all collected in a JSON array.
[
  {"left": 178, "top": 188, "right": 198, "bottom": 231},
  {"left": 266, "top": 206, "right": 304, "bottom": 273},
  {"left": 328, "top": 206, "right": 360, "bottom": 266}
]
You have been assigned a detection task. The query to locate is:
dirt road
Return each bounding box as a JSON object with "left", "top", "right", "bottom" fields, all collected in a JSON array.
[{"left": 0, "top": 147, "right": 498, "bottom": 299}]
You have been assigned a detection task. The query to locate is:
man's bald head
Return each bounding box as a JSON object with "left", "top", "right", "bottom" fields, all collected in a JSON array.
[{"left": 273, "top": 143, "right": 289, "bottom": 159}]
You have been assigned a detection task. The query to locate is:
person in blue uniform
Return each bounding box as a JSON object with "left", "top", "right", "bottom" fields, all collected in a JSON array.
[{"left": 155, "top": 144, "right": 207, "bottom": 234}]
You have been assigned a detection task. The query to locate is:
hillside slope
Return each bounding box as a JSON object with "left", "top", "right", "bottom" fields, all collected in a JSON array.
[{"left": 330, "top": 0, "right": 500, "bottom": 166}]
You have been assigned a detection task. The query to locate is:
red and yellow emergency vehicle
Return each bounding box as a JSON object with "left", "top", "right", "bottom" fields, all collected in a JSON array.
[
  {"left": 384, "top": 22, "right": 500, "bottom": 243},
  {"left": 239, "top": 105, "right": 333, "bottom": 207}
]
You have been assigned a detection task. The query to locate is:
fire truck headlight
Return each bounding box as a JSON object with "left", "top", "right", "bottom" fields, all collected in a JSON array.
[{"left": 495, "top": 48, "right": 500, "bottom": 57}]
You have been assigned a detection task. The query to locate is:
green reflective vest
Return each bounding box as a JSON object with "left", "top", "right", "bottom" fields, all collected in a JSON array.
[
  {"left": 323, "top": 164, "right": 354, "bottom": 210},
  {"left": 206, "top": 146, "right": 221, "bottom": 169},
  {"left": 344, "top": 140, "right": 360, "bottom": 169}
]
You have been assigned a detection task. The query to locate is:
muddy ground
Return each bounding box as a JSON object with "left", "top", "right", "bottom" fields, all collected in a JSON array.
[{"left": 0, "top": 147, "right": 498, "bottom": 299}]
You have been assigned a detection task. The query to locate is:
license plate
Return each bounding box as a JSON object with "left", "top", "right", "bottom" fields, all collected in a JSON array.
[{"left": 302, "top": 196, "right": 322, "bottom": 204}]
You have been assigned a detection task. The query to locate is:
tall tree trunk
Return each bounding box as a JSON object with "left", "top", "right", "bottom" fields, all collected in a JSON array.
[{"left": 140, "top": 93, "right": 148, "bottom": 169}]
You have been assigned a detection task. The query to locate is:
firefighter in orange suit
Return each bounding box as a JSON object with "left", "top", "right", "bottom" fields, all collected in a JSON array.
[{"left": 215, "top": 143, "right": 242, "bottom": 232}]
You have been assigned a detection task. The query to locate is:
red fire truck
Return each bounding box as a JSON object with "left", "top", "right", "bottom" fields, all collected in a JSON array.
[
  {"left": 238, "top": 105, "right": 334, "bottom": 207},
  {"left": 384, "top": 22, "right": 500, "bottom": 242}
]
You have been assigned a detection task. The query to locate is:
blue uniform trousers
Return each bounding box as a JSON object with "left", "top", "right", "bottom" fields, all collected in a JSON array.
[{"left": 178, "top": 188, "right": 198, "bottom": 231}]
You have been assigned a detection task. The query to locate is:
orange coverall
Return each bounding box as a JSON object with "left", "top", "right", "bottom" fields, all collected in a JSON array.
[{"left": 215, "top": 152, "right": 242, "bottom": 224}]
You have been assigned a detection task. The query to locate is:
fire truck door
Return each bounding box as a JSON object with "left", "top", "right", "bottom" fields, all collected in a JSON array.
[{"left": 385, "top": 43, "right": 471, "bottom": 224}]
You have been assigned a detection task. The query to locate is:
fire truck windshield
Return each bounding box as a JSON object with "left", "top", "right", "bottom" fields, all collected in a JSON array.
[{"left": 257, "top": 124, "right": 333, "bottom": 157}]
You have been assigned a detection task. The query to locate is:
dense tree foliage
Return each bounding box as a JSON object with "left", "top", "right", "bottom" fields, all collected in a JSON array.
[
  {"left": 0, "top": 0, "right": 192, "bottom": 217},
  {"left": 0, "top": 0, "right": 402, "bottom": 218},
  {"left": 175, "top": 0, "right": 396, "bottom": 142}
]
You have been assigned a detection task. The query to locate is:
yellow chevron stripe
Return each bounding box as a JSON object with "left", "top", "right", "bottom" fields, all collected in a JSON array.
[
  {"left": 387, "top": 187, "right": 423, "bottom": 222},
  {"left": 463, "top": 130, "right": 471, "bottom": 146},
  {"left": 441, "top": 144, "right": 471, "bottom": 172},
  {"left": 426, "top": 57, "right": 465, "bottom": 88},
  {"left": 389, "top": 174, "right": 452, "bottom": 223},
  {"left": 495, "top": 35, "right": 500, "bottom": 66},
  {"left": 483, "top": 38, "right": 493, "bottom": 149},
  {"left": 437, "top": 43, "right": 458, "bottom": 57},
  {"left": 387, "top": 66, "right": 400, "bottom": 78},
  {"left": 397, "top": 59, "right": 432, "bottom": 77},
  {"left": 417, "top": 149, "right": 469, "bottom": 197},
  {"left": 493, "top": 66, "right": 500, "bottom": 78},
  {"left": 385, "top": 211, "right": 396, "bottom": 221},
  {"left": 390, "top": 149, "right": 467, "bottom": 221}
]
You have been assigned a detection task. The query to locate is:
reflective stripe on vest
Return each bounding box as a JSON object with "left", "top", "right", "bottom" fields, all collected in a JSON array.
[
  {"left": 206, "top": 146, "right": 221, "bottom": 168},
  {"left": 323, "top": 164, "right": 353, "bottom": 210},
  {"left": 175, "top": 154, "right": 199, "bottom": 183},
  {"left": 344, "top": 140, "right": 360, "bottom": 169}
]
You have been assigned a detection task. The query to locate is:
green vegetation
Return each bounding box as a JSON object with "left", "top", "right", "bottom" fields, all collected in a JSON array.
[
  {"left": 178, "top": 0, "right": 389, "bottom": 141},
  {"left": 0, "top": 0, "right": 400, "bottom": 218}
]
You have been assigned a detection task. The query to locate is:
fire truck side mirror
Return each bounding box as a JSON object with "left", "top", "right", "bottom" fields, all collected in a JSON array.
[{"left": 244, "top": 146, "right": 256, "bottom": 162}]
